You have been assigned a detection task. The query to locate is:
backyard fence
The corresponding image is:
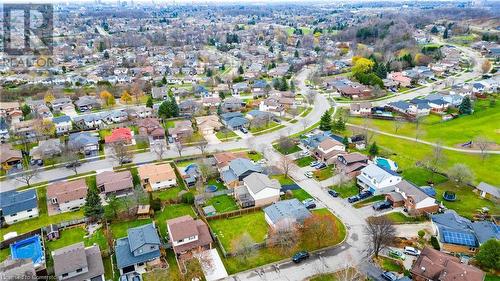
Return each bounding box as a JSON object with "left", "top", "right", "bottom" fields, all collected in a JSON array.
[
  {"left": 204, "top": 205, "right": 263, "bottom": 221},
  {"left": 0, "top": 228, "right": 42, "bottom": 250},
  {"left": 194, "top": 188, "right": 233, "bottom": 204}
]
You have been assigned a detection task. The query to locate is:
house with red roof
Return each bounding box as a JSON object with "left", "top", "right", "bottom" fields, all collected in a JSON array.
[{"left": 105, "top": 127, "right": 133, "bottom": 144}]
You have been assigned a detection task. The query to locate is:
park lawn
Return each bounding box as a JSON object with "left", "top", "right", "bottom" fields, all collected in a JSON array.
[
  {"left": 295, "top": 156, "right": 315, "bottom": 167},
  {"left": 110, "top": 219, "right": 152, "bottom": 239},
  {"left": 331, "top": 181, "right": 359, "bottom": 198},
  {"left": 152, "top": 186, "right": 185, "bottom": 201},
  {"left": 273, "top": 143, "right": 302, "bottom": 155},
  {"left": 209, "top": 211, "right": 268, "bottom": 252},
  {"left": 291, "top": 189, "right": 313, "bottom": 201},
  {"left": 205, "top": 195, "right": 239, "bottom": 213},
  {"left": 402, "top": 167, "right": 448, "bottom": 186},
  {"left": 271, "top": 174, "right": 295, "bottom": 185},
  {"left": 246, "top": 151, "right": 264, "bottom": 161},
  {"left": 352, "top": 195, "right": 385, "bottom": 208},
  {"left": 154, "top": 204, "right": 196, "bottom": 238},
  {"left": 348, "top": 97, "right": 500, "bottom": 148},
  {"left": 0, "top": 186, "right": 84, "bottom": 241},
  {"left": 433, "top": 181, "right": 499, "bottom": 219},
  {"left": 313, "top": 167, "right": 334, "bottom": 181},
  {"left": 216, "top": 130, "right": 238, "bottom": 141},
  {"left": 375, "top": 256, "right": 405, "bottom": 273},
  {"left": 382, "top": 212, "right": 428, "bottom": 224}
]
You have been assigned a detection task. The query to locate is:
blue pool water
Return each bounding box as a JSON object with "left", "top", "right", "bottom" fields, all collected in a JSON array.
[
  {"left": 10, "top": 235, "right": 45, "bottom": 266},
  {"left": 375, "top": 157, "right": 398, "bottom": 172},
  {"left": 206, "top": 185, "right": 218, "bottom": 192}
]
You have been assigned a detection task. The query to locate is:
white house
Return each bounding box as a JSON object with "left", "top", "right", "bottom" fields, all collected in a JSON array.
[
  {"left": 236, "top": 173, "right": 280, "bottom": 207},
  {"left": 0, "top": 189, "right": 39, "bottom": 224},
  {"left": 349, "top": 102, "right": 372, "bottom": 115},
  {"left": 52, "top": 115, "right": 72, "bottom": 135},
  {"left": 137, "top": 163, "right": 177, "bottom": 191},
  {"left": 46, "top": 179, "right": 88, "bottom": 213},
  {"left": 356, "top": 164, "right": 402, "bottom": 195}
]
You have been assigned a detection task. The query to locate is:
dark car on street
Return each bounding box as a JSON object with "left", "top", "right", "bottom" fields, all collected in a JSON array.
[
  {"left": 328, "top": 190, "right": 339, "bottom": 197},
  {"left": 292, "top": 251, "right": 310, "bottom": 263},
  {"left": 358, "top": 191, "right": 372, "bottom": 200},
  {"left": 373, "top": 200, "right": 392, "bottom": 211},
  {"left": 347, "top": 195, "right": 360, "bottom": 203}
]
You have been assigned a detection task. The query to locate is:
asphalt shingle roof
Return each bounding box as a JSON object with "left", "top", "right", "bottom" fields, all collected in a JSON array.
[
  {"left": 0, "top": 189, "right": 38, "bottom": 216},
  {"left": 263, "top": 199, "right": 311, "bottom": 226}
]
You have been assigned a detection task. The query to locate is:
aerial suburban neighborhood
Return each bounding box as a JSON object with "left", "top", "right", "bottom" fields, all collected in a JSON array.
[{"left": 0, "top": 1, "right": 499, "bottom": 281}]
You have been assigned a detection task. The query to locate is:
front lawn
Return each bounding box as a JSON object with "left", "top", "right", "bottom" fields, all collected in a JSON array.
[
  {"left": 154, "top": 204, "right": 196, "bottom": 238},
  {"left": 352, "top": 195, "right": 385, "bottom": 209},
  {"left": 246, "top": 151, "right": 264, "bottom": 161},
  {"left": 270, "top": 174, "right": 295, "bottom": 185},
  {"left": 109, "top": 219, "right": 152, "bottom": 239},
  {"left": 291, "top": 189, "right": 313, "bottom": 201},
  {"left": 249, "top": 121, "right": 280, "bottom": 134},
  {"left": 313, "top": 167, "right": 334, "bottom": 181},
  {"left": 331, "top": 181, "right": 359, "bottom": 198},
  {"left": 205, "top": 195, "right": 239, "bottom": 213},
  {"left": 295, "top": 156, "right": 315, "bottom": 167},
  {"left": 272, "top": 143, "right": 302, "bottom": 155},
  {"left": 209, "top": 211, "right": 268, "bottom": 252},
  {"left": 375, "top": 256, "right": 404, "bottom": 273},
  {"left": 382, "top": 212, "right": 428, "bottom": 224},
  {"left": 216, "top": 130, "right": 238, "bottom": 141}
]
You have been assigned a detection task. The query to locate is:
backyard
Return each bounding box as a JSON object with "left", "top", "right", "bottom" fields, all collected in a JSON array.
[
  {"left": 152, "top": 186, "right": 185, "bottom": 201},
  {"left": 109, "top": 218, "right": 152, "bottom": 239},
  {"left": 382, "top": 212, "right": 428, "bottom": 224},
  {"left": 154, "top": 204, "right": 196, "bottom": 238},
  {"left": 205, "top": 195, "right": 239, "bottom": 213}
]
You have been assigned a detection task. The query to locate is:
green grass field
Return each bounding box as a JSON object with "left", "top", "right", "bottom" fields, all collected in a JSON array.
[
  {"left": 295, "top": 156, "right": 315, "bottom": 167},
  {"left": 109, "top": 219, "right": 152, "bottom": 239},
  {"left": 331, "top": 181, "right": 359, "bottom": 198},
  {"left": 291, "top": 189, "right": 313, "bottom": 201},
  {"left": 313, "top": 167, "right": 334, "bottom": 181},
  {"left": 375, "top": 256, "right": 404, "bottom": 273},
  {"left": 154, "top": 204, "right": 196, "bottom": 238},
  {"left": 382, "top": 212, "right": 428, "bottom": 224},
  {"left": 205, "top": 195, "right": 239, "bottom": 213},
  {"left": 271, "top": 174, "right": 295, "bottom": 185},
  {"left": 152, "top": 186, "right": 185, "bottom": 201},
  {"left": 273, "top": 143, "right": 302, "bottom": 155},
  {"left": 353, "top": 195, "right": 385, "bottom": 208}
]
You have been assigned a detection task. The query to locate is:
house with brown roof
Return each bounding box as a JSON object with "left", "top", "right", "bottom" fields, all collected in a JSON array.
[
  {"left": 52, "top": 242, "right": 104, "bottom": 281},
  {"left": 213, "top": 151, "right": 248, "bottom": 169},
  {"left": 137, "top": 118, "right": 165, "bottom": 140},
  {"left": 335, "top": 153, "right": 368, "bottom": 178},
  {"left": 314, "top": 138, "right": 346, "bottom": 164},
  {"left": 96, "top": 170, "right": 134, "bottom": 199},
  {"left": 137, "top": 163, "right": 177, "bottom": 191},
  {"left": 195, "top": 115, "right": 223, "bottom": 135},
  {"left": 410, "top": 247, "right": 484, "bottom": 281},
  {"left": 47, "top": 179, "right": 88, "bottom": 213},
  {"left": 349, "top": 102, "right": 372, "bottom": 115},
  {"left": 0, "top": 143, "right": 22, "bottom": 168},
  {"left": 386, "top": 180, "right": 439, "bottom": 216},
  {"left": 168, "top": 120, "right": 193, "bottom": 141},
  {"left": 166, "top": 215, "right": 213, "bottom": 258}
]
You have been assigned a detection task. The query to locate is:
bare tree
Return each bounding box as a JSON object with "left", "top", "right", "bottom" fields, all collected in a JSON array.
[
  {"left": 195, "top": 139, "right": 209, "bottom": 155},
  {"left": 231, "top": 232, "right": 256, "bottom": 263},
  {"left": 174, "top": 141, "right": 184, "bottom": 157},
  {"left": 277, "top": 136, "right": 294, "bottom": 153},
  {"left": 151, "top": 141, "right": 167, "bottom": 160},
  {"left": 109, "top": 140, "right": 134, "bottom": 165},
  {"left": 246, "top": 137, "right": 257, "bottom": 152},
  {"left": 393, "top": 118, "right": 404, "bottom": 133},
  {"left": 426, "top": 141, "right": 446, "bottom": 182},
  {"left": 448, "top": 163, "right": 474, "bottom": 186},
  {"left": 361, "top": 116, "right": 375, "bottom": 145},
  {"left": 304, "top": 90, "right": 317, "bottom": 106},
  {"left": 61, "top": 143, "right": 81, "bottom": 175},
  {"left": 474, "top": 136, "right": 491, "bottom": 162},
  {"left": 267, "top": 222, "right": 300, "bottom": 255},
  {"left": 414, "top": 116, "right": 424, "bottom": 141},
  {"left": 13, "top": 160, "right": 40, "bottom": 187},
  {"left": 279, "top": 155, "right": 295, "bottom": 179},
  {"left": 301, "top": 118, "right": 311, "bottom": 131},
  {"left": 364, "top": 216, "right": 396, "bottom": 258}
]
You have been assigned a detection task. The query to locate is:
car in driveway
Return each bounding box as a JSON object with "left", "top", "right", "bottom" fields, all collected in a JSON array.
[
  {"left": 358, "top": 190, "right": 372, "bottom": 200},
  {"left": 315, "top": 163, "right": 327, "bottom": 170},
  {"left": 347, "top": 195, "right": 360, "bottom": 203},
  {"left": 302, "top": 198, "right": 316, "bottom": 209},
  {"left": 381, "top": 271, "right": 398, "bottom": 281},
  {"left": 240, "top": 127, "right": 248, "bottom": 134},
  {"left": 310, "top": 161, "right": 320, "bottom": 167},
  {"left": 292, "top": 251, "right": 310, "bottom": 263},
  {"left": 373, "top": 200, "right": 392, "bottom": 211},
  {"left": 304, "top": 171, "right": 314, "bottom": 178},
  {"left": 299, "top": 151, "right": 310, "bottom": 157},
  {"left": 388, "top": 249, "right": 406, "bottom": 260},
  {"left": 328, "top": 190, "right": 339, "bottom": 197},
  {"left": 403, "top": 246, "right": 421, "bottom": 256}
]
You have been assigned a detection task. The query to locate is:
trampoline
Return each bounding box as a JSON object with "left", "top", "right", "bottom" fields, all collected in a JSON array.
[
  {"left": 375, "top": 157, "right": 398, "bottom": 172},
  {"left": 443, "top": 191, "right": 457, "bottom": 202},
  {"left": 206, "top": 185, "right": 218, "bottom": 193},
  {"left": 10, "top": 235, "right": 45, "bottom": 267}
]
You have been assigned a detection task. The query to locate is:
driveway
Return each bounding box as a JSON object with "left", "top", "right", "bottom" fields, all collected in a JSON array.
[
  {"left": 203, "top": 132, "right": 221, "bottom": 144},
  {"left": 233, "top": 129, "right": 252, "bottom": 139}
]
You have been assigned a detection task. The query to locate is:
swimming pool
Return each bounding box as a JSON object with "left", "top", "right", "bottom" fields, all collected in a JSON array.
[
  {"left": 375, "top": 157, "right": 398, "bottom": 172},
  {"left": 10, "top": 235, "right": 45, "bottom": 267}
]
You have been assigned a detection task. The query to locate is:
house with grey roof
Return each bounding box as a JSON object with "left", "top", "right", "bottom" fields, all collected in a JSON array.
[
  {"left": 263, "top": 199, "right": 311, "bottom": 228},
  {"left": 74, "top": 96, "right": 100, "bottom": 112},
  {"left": 235, "top": 173, "right": 280, "bottom": 208},
  {"left": 476, "top": 182, "right": 499, "bottom": 199},
  {"left": 0, "top": 258, "right": 37, "bottom": 281},
  {"left": 52, "top": 115, "right": 72, "bottom": 135},
  {"left": 220, "top": 112, "right": 248, "bottom": 130},
  {"left": 68, "top": 132, "right": 99, "bottom": 157},
  {"left": 220, "top": 158, "right": 264, "bottom": 188},
  {"left": 356, "top": 164, "right": 402, "bottom": 195},
  {"left": 30, "top": 139, "right": 62, "bottom": 160},
  {"left": 115, "top": 223, "right": 161, "bottom": 276},
  {"left": 151, "top": 86, "right": 169, "bottom": 100},
  {"left": 52, "top": 242, "right": 104, "bottom": 281},
  {"left": 385, "top": 180, "right": 439, "bottom": 216},
  {"left": 0, "top": 189, "right": 39, "bottom": 225}
]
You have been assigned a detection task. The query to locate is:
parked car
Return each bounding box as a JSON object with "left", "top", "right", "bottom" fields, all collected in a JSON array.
[
  {"left": 273, "top": 118, "right": 282, "bottom": 123},
  {"left": 304, "top": 171, "right": 314, "bottom": 178},
  {"left": 257, "top": 159, "right": 267, "bottom": 165},
  {"left": 315, "top": 163, "right": 327, "bottom": 170},
  {"left": 299, "top": 151, "right": 310, "bottom": 157},
  {"left": 292, "top": 251, "right": 310, "bottom": 263},
  {"left": 403, "top": 246, "right": 421, "bottom": 256},
  {"left": 373, "top": 200, "right": 392, "bottom": 211},
  {"left": 347, "top": 195, "right": 360, "bottom": 203},
  {"left": 65, "top": 162, "right": 81, "bottom": 169},
  {"left": 302, "top": 198, "right": 316, "bottom": 209},
  {"left": 388, "top": 249, "right": 406, "bottom": 260},
  {"left": 381, "top": 271, "right": 398, "bottom": 281},
  {"left": 358, "top": 191, "right": 372, "bottom": 200},
  {"left": 240, "top": 127, "right": 248, "bottom": 134},
  {"left": 120, "top": 158, "right": 133, "bottom": 164},
  {"left": 328, "top": 190, "right": 338, "bottom": 197},
  {"left": 310, "top": 161, "right": 320, "bottom": 167}
]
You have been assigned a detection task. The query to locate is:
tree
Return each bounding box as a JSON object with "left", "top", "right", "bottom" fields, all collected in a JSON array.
[
  {"left": 304, "top": 90, "right": 317, "bottom": 106},
  {"left": 443, "top": 28, "right": 449, "bottom": 39},
  {"left": 277, "top": 136, "right": 294, "bottom": 153},
  {"left": 100, "top": 90, "right": 115, "bottom": 107},
  {"left": 151, "top": 141, "right": 167, "bottom": 160},
  {"left": 238, "top": 65, "right": 244, "bottom": 75},
  {"left": 430, "top": 26, "right": 438, "bottom": 34},
  {"left": 104, "top": 195, "right": 119, "bottom": 221},
  {"left": 146, "top": 96, "right": 154, "bottom": 108},
  {"left": 109, "top": 140, "right": 133, "bottom": 165},
  {"left": 21, "top": 104, "right": 31, "bottom": 118},
  {"left": 459, "top": 96, "right": 472, "bottom": 115},
  {"left": 302, "top": 213, "right": 338, "bottom": 249},
  {"left": 279, "top": 155, "right": 295, "bottom": 179},
  {"left": 301, "top": 118, "right": 311, "bottom": 131},
  {"left": 231, "top": 232, "right": 255, "bottom": 263},
  {"left": 364, "top": 216, "right": 396, "bottom": 258},
  {"left": 35, "top": 119, "right": 56, "bottom": 138},
  {"left": 120, "top": 91, "right": 132, "bottom": 104},
  {"left": 13, "top": 159, "right": 40, "bottom": 187},
  {"left": 44, "top": 91, "right": 55, "bottom": 104},
  {"left": 448, "top": 163, "right": 474, "bottom": 186},
  {"left": 174, "top": 141, "right": 184, "bottom": 157},
  {"left": 267, "top": 222, "right": 300, "bottom": 255},
  {"left": 393, "top": 118, "right": 404, "bottom": 133},
  {"left": 426, "top": 141, "right": 446, "bottom": 181},
  {"left": 481, "top": 60, "right": 492, "bottom": 74},
  {"left": 61, "top": 143, "right": 80, "bottom": 175},
  {"left": 475, "top": 239, "right": 500, "bottom": 271},
  {"left": 333, "top": 117, "right": 346, "bottom": 132},
  {"left": 196, "top": 139, "right": 209, "bottom": 155},
  {"left": 368, "top": 142, "right": 379, "bottom": 157},
  {"left": 319, "top": 111, "right": 332, "bottom": 131},
  {"left": 474, "top": 136, "right": 491, "bottom": 162},
  {"left": 294, "top": 49, "right": 299, "bottom": 58},
  {"left": 352, "top": 56, "right": 374, "bottom": 75},
  {"left": 84, "top": 186, "right": 104, "bottom": 221},
  {"left": 158, "top": 101, "right": 169, "bottom": 119}
]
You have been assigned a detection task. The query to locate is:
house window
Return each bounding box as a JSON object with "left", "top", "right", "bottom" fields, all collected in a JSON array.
[
  {"left": 138, "top": 262, "right": 144, "bottom": 266},
  {"left": 27, "top": 209, "right": 32, "bottom": 212},
  {"left": 11, "top": 213, "right": 17, "bottom": 216},
  {"left": 62, "top": 273, "right": 68, "bottom": 277},
  {"left": 150, "top": 246, "right": 156, "bottom": 250},
  {"left": 177, "top": 239, "right": 184, "bottom": 243},
  {"left": 76, "top": 268, "right": 82, "bottom": 273}
]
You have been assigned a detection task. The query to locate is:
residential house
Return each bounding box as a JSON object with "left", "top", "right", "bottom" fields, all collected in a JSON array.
[
  {"left": 301, "top": 131, "right": 335, "bottom": 150},
  {"left": 335, "top": 153, "right": 369, "bottom": 178},
  {"left": 0, "top": 143, "right": 22, "bottom": 168},
  {"left": 0, "top": 101, "right": 21, "bottom": 119},
  {"left": 252, "top": 80, "right": 269, "bottom": 97},
  {"left": 151, "top": 86, "right": 169, "bottom": 100},
  {"left": 475, "top": 182, "right": 499, "bottom": 200},
  {"left": 314, "top": 138, "right": 345, "bottom": 164},
  {"left": 137, "top": 163, "right": 177, "bottom": 191},
  {"left": 329, "top": 78, "right": 372, "bottom": 99},
  {"left": 349, "top": 102, "right": 372, "bottom": 116},
  {"left": 235, "top": 173, "right": 280, "bottom": 208},
  {"left": 74, "top": 96, "right": 100, "bottom": 111},
  {"left": 52, "top": 115, "right": 73, "bottom": 135},
  {"left": 195, "top": 115, "right": 223, "bottom": 135},
  {"left": 166, "top": 216, "right": 213, "bottom": 258},
  {"left": 219, "top": 112, "right": 248, "bottom": 130},
  {"left": 259, "top": 97, "right": 285, "bottom": 116},
  {"left": 0, "top": 258, "right": 37, "bottom": 281},
  {"left": 30, "top": 139, "right": 62, "bottom": 160},
  {"left": 387, "top": 72, "right": 412, "bottom": 88},
  {"left": 0, "top": 117, "right": 10, "bottom": 142},
  {"left": 387, "top": 101, "right": 430, "bottom": 117},
  {"left": 385, "top": 180, "right": 439, "bottom": 216},
  {"left": 52, "top": 242, "right": 104, "bottom": 281},
  {"left": 126, "top": 106, "right": 152, "bottom": 119},
  {"left": 0, "top": 189, "right": 39, "bottom": 225},
  {"left": 168, "top": 120, "right": 193, "bottom": 141},
  {"left": 73, "top": 115, "right": 102, "bottom": 129},
  {"left": 47, "top": 179, "right": 88, "bottom": 213},
  {"left": 105, "top": 127, "right": 133, "bottom": 145},
  {"left": 221, "top": 97, "right": 243, "bottom": 112},
  {"left": 410, "top": 247, "right": 485, "bottom": 281},
  {"left": 220, "top": 158, "right": 264, "bottom": 188},
  {"left": 68, "top": 132, "right": 99, "bottom": 156},
  {"left": 178, "top": 100, "right": 201, "bottom": 116},
  {"left": 96, "top": 170, "right": 134, "bottom": 199},
  {"left": 115, "top": 223, "right": 161, "bottom": 276},
  {"left": 263, "top": 199, "right": 312, "bottom": 229},
  {"left": 356, "top": 164, "right": 402, "bottom": 195},
  {"left": 232, "top": 82, "right": 249, "bottom": 96},
  {"left": 202, "top": 97, "right": 221, "bottom": 107},
  {"left": 213, "top": 151, "right": 248, "bottom": 169},
  {"left": 137, "top": 118, "right": 165, "bottom": 140},
  {"left": 50, "top": 98, "right": 73, "bottom": 113},
  {"left": 431, "top": 211, "right": 500, "bottom": 254},
  {"left": 12, "top": 120, "right": 37, "bottom": 138}
]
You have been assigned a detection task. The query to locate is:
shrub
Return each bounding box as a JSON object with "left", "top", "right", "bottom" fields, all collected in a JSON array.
[
  {"left": 430, "top": 236, "right": 440, "bottom": 250},
  {"left": 151, "top": 198, "right": 162, "bottom": 211},
  {"left": 418, "top": 230, "right": 426, "bottom": 239},
  {"left": 181, "top": 192, "right": 195, "bottom": 204}
]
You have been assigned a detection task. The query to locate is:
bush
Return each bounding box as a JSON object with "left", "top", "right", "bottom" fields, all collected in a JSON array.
[
  {"left": 418, "top": 230, "right": 425, "bottom": 239},
  {"left": 181, "top": 192, "right": 195, "bottom": 204},
  {"left": 430, "top": 236, "right": 440, "bottom": 250},
  {"left": 151, "top": 198, "right": 162, "bottom": 211}
]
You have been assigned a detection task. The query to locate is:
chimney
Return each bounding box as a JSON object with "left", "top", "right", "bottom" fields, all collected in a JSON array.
[{"left": 421, "top": 267, "right": 426, "bottom": 272}]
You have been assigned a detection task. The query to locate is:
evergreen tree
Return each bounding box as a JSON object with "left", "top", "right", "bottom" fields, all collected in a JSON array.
[
  {"left": 374, "top": 63, "right": 387, "bottom": 79},
  {"left": 294, "top": 49, "right": 299, "bottom": 58},
  {"left": 430, "top": 26, "right": 438, "bottom": 34},
  {"left": 369, "top": 142, "right": 379, "bottom": 157},
  {"left": 168, "top": 94, "right": 179, "bottom": 117},
  {"left": 443, "top": 28, "right": 449, "bottom": 39},
  {"left": 335, "top": 117, "right": 346, "bottom": 131},
  {"left": 319, "top": 111, "right": 332, "bottom": 131},
  {"left": 459, "top": 96, "right": 472, "bottom": 115},
  {"left": 158, "top": 100, "right": 169, "bottom": 119},
  {"left": 161, "top": 76, "right": 167, "bottom": 85},
  {"left": 217, "top": 104, "right": 223, "bottom": 115},
  {"left": 342, "top": 136, "right": 349, "bottom": 147},
  {"left": 290, "top": 81, "right": 296, "bottom": 92},
  {"left": 146, "top": 96, "right": 153, "bottom": 108},
  {"left": 280, "top": 76, "right": 289, "bottom": 91},
  {"left": 103, "top": 50, "right": 109, "bottom": 59},
  {"left": 84, "top": 186, "right": 104, "bottom": 221},
  {"left": 21, "top": 104, "right": 31, "bottom": 118},
  {"left": 238, "top": 65, "right": 244, "bottom": 74}
]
